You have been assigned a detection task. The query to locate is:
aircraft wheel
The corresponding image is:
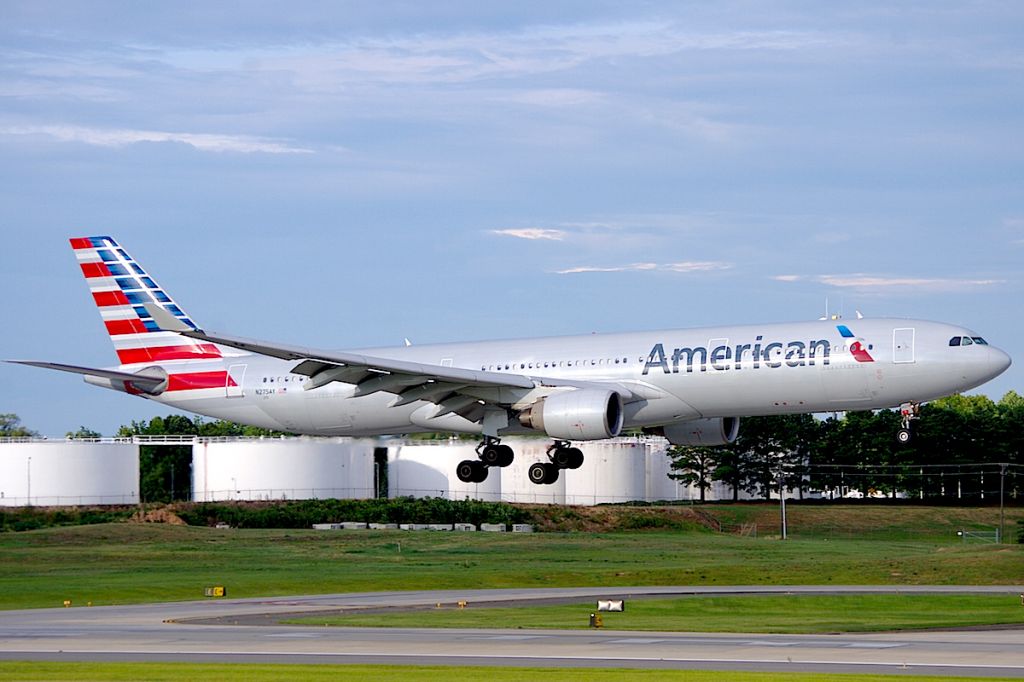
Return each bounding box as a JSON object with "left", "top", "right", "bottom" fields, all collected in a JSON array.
[
  {"left": 542, "top": 462, "right": 560, "bottom": 484},
  {"left": 479, "top": 443, "right": 503, "bottom": 466},
  {"left": 471, "top": 461, "right": 489, "bottom": 483},
  {"left": 457, "top": 460, "right": 478, "bottom": 483},
  {"left": 551, "top": 447, "right": 574, "bottom": 469},
  {"left": 896, "top": 428, "right": 912, "bottom": 444},
  {"left": 497, "top": 444, "right": 514, "bottom": 467},
  {"left": 528, "top": 462, "right": 549, "bottom": 485},
  {"left": 566, "top": 447, "right": 584, "bottom": 469}
]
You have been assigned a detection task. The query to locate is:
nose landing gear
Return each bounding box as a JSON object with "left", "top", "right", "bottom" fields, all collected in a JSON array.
[{"left": 897, "top": 402, "right": 920, "bottom": 444}]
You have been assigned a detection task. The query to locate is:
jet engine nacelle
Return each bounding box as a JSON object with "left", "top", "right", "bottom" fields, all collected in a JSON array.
[
  {"left": 518, "top": 389, "right": 624, "bottom": 440},
  {"left": 661, "top": 417, "right": 740, "bottom": 446}
]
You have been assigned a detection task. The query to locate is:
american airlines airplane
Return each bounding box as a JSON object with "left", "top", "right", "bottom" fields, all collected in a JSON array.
[{"left": 10, "top": 236, "right": 1012, "bottom": 486}]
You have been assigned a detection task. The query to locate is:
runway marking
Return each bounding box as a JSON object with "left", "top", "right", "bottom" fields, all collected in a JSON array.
[
  {"left": 603, "top": 638, "right": 669, "bottom": 644},
  {"left": 743, "top": 640, "right": 795, "bottom": 647},
  {"left": 7, "top": 648, "right": 1024, "bottom": 671},
  {"left": 843, "top": 642, "right": 904, "bottom": 649},
  {"left": 264, "top": 633, "right": 321, "bottom": 638},
  {"left": 473, "top": 635, "right": 545, "bottom": 641}
]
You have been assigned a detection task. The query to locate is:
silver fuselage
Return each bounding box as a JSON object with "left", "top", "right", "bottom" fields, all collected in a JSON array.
[{"left": 126, "top": 318, "right": 1011, "bottom": 437}]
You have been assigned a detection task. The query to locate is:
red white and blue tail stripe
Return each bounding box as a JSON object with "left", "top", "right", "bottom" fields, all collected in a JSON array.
[{"left": 71, "top": 236, "right": 225, "bottom": 366}]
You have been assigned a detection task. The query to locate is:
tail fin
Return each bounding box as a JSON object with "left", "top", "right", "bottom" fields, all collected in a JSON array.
[{"left": 70, "top": 236, "right": 225, "bottom": 366}]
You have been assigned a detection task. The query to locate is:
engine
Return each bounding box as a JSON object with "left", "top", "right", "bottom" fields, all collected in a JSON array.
[
  {"left": 660, "top": 417, "right": 740, "bottom": 446},
  {"left": 518, "top": 389, "right": 624, "bottom": 440}
]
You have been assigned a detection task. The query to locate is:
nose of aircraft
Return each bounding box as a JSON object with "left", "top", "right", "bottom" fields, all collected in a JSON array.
[{"left": 989, "top": 346, "right": 1012, "bottom": 378}]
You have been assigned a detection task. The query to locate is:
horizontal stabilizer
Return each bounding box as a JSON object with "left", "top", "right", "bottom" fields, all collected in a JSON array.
[{"left": 7, "top": 360, "right": 167, "bottom": 391}]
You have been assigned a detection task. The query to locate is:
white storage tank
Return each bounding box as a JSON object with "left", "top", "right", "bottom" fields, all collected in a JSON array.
[
  {"left": 0, "top": 439, "right": 139, "bottom": 506},
  {"left": 192, "top": 437, "right": 375, "bottom": 502},
  {"left": 388, "top": 440, "right": 503, "bottom": 502},
  {"left": 390, "top": 437, "right": 665, "bottom": 505}
]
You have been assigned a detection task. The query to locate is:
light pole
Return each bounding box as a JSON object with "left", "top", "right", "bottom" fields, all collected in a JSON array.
[
  {"left": 777, "top": 453, "right": 787, "bottom": 540},
  {"left": 999, "top": 463, "right": 1007, "bottom": 544}
]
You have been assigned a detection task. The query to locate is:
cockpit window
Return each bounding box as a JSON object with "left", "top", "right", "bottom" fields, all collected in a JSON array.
[
  {"left": 949, "top": 336, "right": 961, "bottom": 346},
  {"left": 962, "top": 336, "right": 974, "bottom": 346},
  {"left": 972, "top": 337, "right": 988, "bottom": 345}
]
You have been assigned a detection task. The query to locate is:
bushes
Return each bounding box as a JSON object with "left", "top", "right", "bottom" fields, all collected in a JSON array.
[
  {"left": 176, "top": 497, "right": 532, "bottom": 529},
  {"left": 0, "top": 507, "right": 134, "bottom": 532}
]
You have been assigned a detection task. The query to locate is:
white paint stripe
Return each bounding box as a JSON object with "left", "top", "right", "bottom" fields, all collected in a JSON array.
[{"left": 9, "top": 649, "right": 1024, "bottom": 670}]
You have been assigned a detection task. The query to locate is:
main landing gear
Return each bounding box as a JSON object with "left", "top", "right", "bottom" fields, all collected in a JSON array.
[
  {"left": 897, "top": 402, "right": 921, "bottom": 444},
  {"left": 456, "top": 437, "right": 514, "bottom": 484},
  {"left": 527, "top": 441, "right": 584, "bottom": 486}
]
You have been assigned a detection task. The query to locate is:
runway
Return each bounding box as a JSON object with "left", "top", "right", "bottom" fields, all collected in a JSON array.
[{"left": 2, "top": 586, "right": 1023, "bottom": 677}]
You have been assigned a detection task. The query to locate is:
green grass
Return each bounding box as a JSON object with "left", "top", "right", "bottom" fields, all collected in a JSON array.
[
  {"left": 0, "top": 523, "right": 1022, "bottom": 611},
  {"left": 703, "top": 504, "right": 1024, "bottom": 542},
  {"left": 287, "top": 594, "right": 1024, "bottom": 633},
  {"left": 0, "top": 662, "right": 1007, "bottom": 682}
]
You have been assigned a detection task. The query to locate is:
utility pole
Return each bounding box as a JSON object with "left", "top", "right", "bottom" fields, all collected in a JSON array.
[
  {"left": 999, "top": 463, "right": 1007, "bottom": 544},
  {"left": 777, "top": 453, "right": 787, "bottom": 540}
]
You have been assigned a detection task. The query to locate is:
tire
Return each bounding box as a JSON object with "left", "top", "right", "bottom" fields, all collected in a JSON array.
[
  {"left": 479, "top": 444, "right": 502, "bottom": 466},
  {"left": 456, "top": 460, "right": 478, "bottom": 483},
  {"left": 470, "top": 460, "right": 489, "bottom": 483},
  {"left": 551, "top": 447, "right": 573, "bottom": 469},
  {"left": 567, "top": 447, "right": 584, "bottom": 470},
  {"left": 496, "top": 444, "right": 514, "bottom": 467},
  {"left": 528, "top": 463, "right": 548, "bottom": 485},
  {"left": 542, "top": 462, "right": 560, "bottom": 484},
  {"left": 896, "top": 428, "right": 912, "bottom": 444}
]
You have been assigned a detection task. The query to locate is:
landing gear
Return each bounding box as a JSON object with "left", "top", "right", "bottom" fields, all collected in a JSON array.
[
  {"left": 528, "top": 461, "right": 560, "bottom": 485},
  {"left": 456, "top": 459, "right": 488, "bottom": 483},
  {"left": 897, "top": 402, "right": 920, "bottom": 444},
  {"left": 456, "top": 437, "right": 515, "bottom": 484},
  {"left": 528, "top": 441, "right": 585, "bottom": 486}
]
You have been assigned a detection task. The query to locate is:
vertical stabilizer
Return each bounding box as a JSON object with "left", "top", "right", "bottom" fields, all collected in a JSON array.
[{"left": 70, "top": 236, "right": 225, "bottom": 366}]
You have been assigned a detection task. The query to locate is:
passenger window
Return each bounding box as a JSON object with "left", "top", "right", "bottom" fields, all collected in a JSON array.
[{"left": 949, "top": 337, "right": 961, "bottom": 346}]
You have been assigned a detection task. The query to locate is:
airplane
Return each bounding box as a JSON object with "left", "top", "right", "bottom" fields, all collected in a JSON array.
[{"left": 9, "top": 236, "right": 1012, "bottom": 486}]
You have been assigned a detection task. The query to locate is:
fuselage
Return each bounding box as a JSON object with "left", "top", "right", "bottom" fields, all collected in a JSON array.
[{"left": 123, "top": 317, "right": 1011, "bottom": 437}]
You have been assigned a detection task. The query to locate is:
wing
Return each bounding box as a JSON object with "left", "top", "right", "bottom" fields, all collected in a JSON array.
[{"left": 143, "top": 304, "right": 642, "bottom": 429}]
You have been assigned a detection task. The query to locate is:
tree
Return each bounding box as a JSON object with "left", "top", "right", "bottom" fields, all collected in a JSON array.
[
  {"left": 119, "top": 415, "right": 198, "bottom": 503},
  {"left": 731, "top": 415, "right": 816, "bottom": 500},
  {"left": 711, "top": 446, "right": 745, "bottom": 502},
  {"left": 667, "top": 445, "right": 720, "bottom": 502},
  {"left": 66, "top": 426, "right": 102, "bottom": 439},
  {"left": 0, "top": 414, "right": 38, "bottom": 438}
]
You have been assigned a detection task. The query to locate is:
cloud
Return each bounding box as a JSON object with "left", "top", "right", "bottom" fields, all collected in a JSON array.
[
  {"left": 818, "top": 275, "right": 1002, "bottom": 290},
  {"left": 774, "top": 272, "right": 1003, "bottom": 292},
  {"left": 0, "top": 125, "right": 313, "bottom": 154},
  {"left": 556, "top": 261, "right": 731, "bottom": 275},
  {"left": 491, "top": 228, "right": 567, "bottom": 241}
]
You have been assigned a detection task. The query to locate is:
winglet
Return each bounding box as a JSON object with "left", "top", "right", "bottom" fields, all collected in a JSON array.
[{"left": 143, "top": 303, "right": 194, "bottom": 333}]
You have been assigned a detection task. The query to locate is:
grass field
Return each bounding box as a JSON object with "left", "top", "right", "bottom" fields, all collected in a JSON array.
[
  {"left": 1, "top": 518, "right": 1022, "bottom": 611},
  {"left": 287, "top": 594, "right": 1024, "bottom": 633},
  {"left": 0, "top": 662, "right": 1009, "bottom": 682}
]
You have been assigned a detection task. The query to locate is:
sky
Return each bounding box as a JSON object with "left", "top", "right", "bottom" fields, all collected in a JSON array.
[{"left": 1, "top": 1, "right": 1021, "bottom": 437}]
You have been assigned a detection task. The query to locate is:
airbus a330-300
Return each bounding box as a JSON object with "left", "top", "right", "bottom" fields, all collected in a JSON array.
[{"left": 10, "top": 237, "right": 1011, "bottom": 486}]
